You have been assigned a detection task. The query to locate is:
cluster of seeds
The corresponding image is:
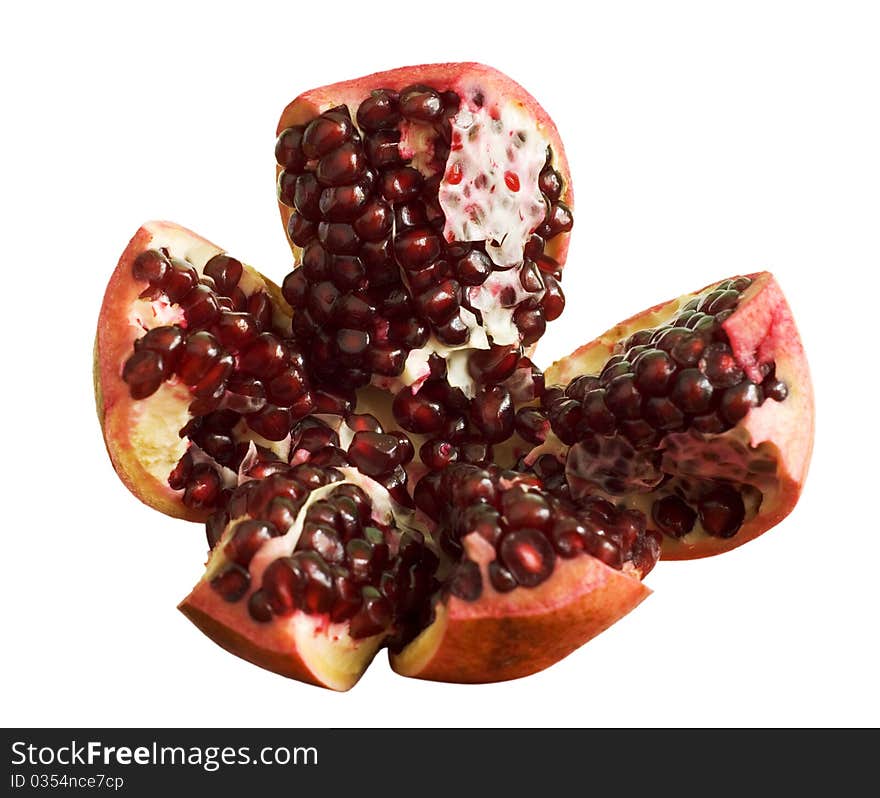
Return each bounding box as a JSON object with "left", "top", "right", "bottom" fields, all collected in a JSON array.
[
  {"left": 276, "top": 83, "right": 570, "bottom": 389},
  {"left": 414, "top": 462, "right": 662, "bottom": 602},
  {"left": 122, "top": 248, "right": 320, "bottom": 511},
  {"left": 391, "top": 350, "right": 545, "bottom": 470},
  {"left": 288, "top": 412, "right": 416, "bottom": 508},
  {"left": 538, "top": 277, "right": 788, "bottom": 449},
  {"left": 208, "top": 467, "right": 441, "bottom": 645},
  {"left": 528, "top": 449, "right": 748, "bottom": 543}
]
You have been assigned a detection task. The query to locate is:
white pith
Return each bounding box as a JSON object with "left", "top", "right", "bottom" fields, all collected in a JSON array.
[
  {"left": 439, "top": 102, "right": 548, "bottom": 269},
  {"left": 129, "top": 381, "right": 192, "bottom": 484}
]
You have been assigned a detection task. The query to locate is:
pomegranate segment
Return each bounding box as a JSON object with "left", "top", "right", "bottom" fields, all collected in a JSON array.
[
  {"left": 180, "top": 465, "right": 430, "bottom": 690},
  {"left": 527, "top": 271, "right": 813, "bottom": 559},
  {"left": 275, "top": 63, "right": 573, "bottom": 396},
  {"left": 96, "top": 221, "right": 325, "bottom": 521},
  {"left": 393, "top": 463, "right": 653, "bottom": 682}
]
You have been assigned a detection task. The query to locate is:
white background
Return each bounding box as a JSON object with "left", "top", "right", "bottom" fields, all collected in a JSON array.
[{"left": 2, "top": 0, "right": 877, "bottom": 728}]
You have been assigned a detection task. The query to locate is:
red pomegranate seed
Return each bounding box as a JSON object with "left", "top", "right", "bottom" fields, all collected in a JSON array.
[
  {"left": 356, "top": 89, "right": 401, "bottom": 132},
  {"left": 420, "top": 439, "right": 459, "bottom": 470},
  {"left": 132, "top": 249, "right": 170, "bottom": 285},
  {"left": 225, "top": 519, "right": 280, "bottom": 566},
  {"left": 183, "top": 463, "right": 223, "bottom": 509},
  {"left": 160, "top": 259, "right": 199, "bottom": 303},
  {"left": 210, "top": 564, "right": 250, "bottom": 602},
  {"left": 399, "top": 85, "right": 444, "bottom": 121},
  {"left": 469, "top": 384, "right": 514, "bottom": 443},
  {"left": 488, "top": 561, "right": 518, "bottom": 592},
  {"left": 349, "top": 586, "right": 393, "bottom": 638},
  {"left": 122, "top": 348, "right": 166, "bottom": 399},
  {"left": 392, "top": 389, "right": 446, "bottom": 434},
  {"left": 448, "top": 560, "right": 483, "bottom": 601},
  {"left": 176, "top": 331, "right": 222, "bottom": 386},
  {"left": 247, "top": 404, "right": 292, "bottom": 441},
  {"left": 301, "top": 111, "right": 354, "bottom": 159},
  {"left": 498, "top": 528, "right": 555, "bottom": 588},
  {"left": 348, "top": 431, "right": 405, "bottom": 477},
  {"left": 239, "top": 333, "right": 288, "bottom": 380},
  {"left": 203, "top": 254, "right": 243, "bottom": 294},
  {"left": 275, "top": 125, "right": 306, "bottom": 172},
  {"left": 316, "top": 142, "right": 365, "bottom": 187},
  {"left": 652, "top": 495, "right": 696, "bottom": 538},
  {"left": 698, "top": 485, "right": 746, "bottom": 538},
  {"left": 262, "top": 557, "right": 305, "bottom": 615}
]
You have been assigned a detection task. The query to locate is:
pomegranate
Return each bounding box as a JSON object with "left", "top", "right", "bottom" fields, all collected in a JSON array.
[
  {"left": 95, "top": 221, "right": 324, "bottom": 521},
  {"left": 93, "top": 60, "right": 815, "bottom": 691},
  {"left": 180, "top": 461, "right": 651, "bottom": 689},
  {"left": 275, "top": 63, "right": 573, "bottom": 398},
  {"left": 523, "top": 272, "right": 814, "bottom": 559}
]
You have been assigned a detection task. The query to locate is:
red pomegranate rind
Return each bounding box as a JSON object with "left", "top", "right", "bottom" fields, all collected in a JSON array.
[
  {"left": 391, "top": 533, "right": 649, "bottom": 683},
  {"left": 276, "top": 62, "right": 573, "bottom": 266},
  {"left": 95, "top": 221, "right": 291, "bottom": 522},
  {"left": 544, "top": 271, "right": 814, "bottom": 559}
]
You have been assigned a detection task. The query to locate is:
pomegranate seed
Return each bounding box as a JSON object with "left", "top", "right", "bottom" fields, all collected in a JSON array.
[
  {"left": 399, "top": 85, "right": 444, "bottom": 121},
  {"left": 498, "top": 528, "right": 555, "bottom": 588},
  {"left": 275, "top": 125, "right": 306, "bottom": 171},
  {"left": 488, "top": 561, "right": 518, "bottom": 592},
  {"left": 301, "top": 111, "right": 354, "bottom": 159},
  {"left": 210, "top": 564, "right": 250, "bottom": 602},
  {"left": 356, "top": 90, "right": 401, "bottom": 132},
  {"left": 469, "top": 384, "right": 514, "bottom": 443},
  {"left": 349, "top": 587, "right": 393, "bottom": 638},
  {"left": 652, "top": 495, "right": 697, "bottom": 538},
  {"left": 122, "top": 349, "right": 165, "bottom": 399},
  {"left": 183, "top": 463, "right": 223, "bottom": 509},
  {"left": 132, "top": 249, "right": 170, "bottom": 285},
  {"left": 203, "top": 254, "right": 243, "bottom": 294},
  {"left": 698, "top": 486, "right": 745, "bottom": 538},
  {"left": 392, "top": 389, "right": 446, "bottom": 434},
  {"left": 239, "top": 333, "right": 288, "bottom": 380},
  {"left": 448, "top": 560, "right": 483, "bottom": 601},
  {"left": 225, "top": 519, "right": 279, "bottom": 566}
]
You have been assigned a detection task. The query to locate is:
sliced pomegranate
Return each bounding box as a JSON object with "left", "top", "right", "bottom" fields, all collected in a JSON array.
[
  {"left": 180, "top": 461, "right": 650, "bottom": 689},
  {"left": 179, "top": 466, "right": 417, "bottom": 690},
  {"left": 392, "top": 464, "right": 652, "bottom": 683},
  {"left": 94, "top": 62, "right": 816, "bottom": 692},
  {"left": 95, "top": 221, "right": 320, "bottom": 521},
  {"left": 275, "top": 63, "right": 573, "bottom": 397},
  {"left": 522, "top": 272, "right": 814, "bottom": 559}
]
